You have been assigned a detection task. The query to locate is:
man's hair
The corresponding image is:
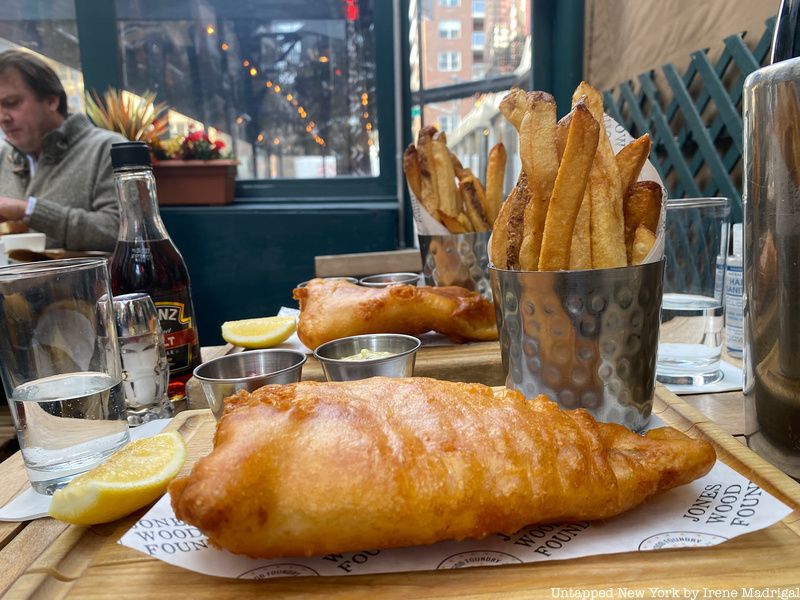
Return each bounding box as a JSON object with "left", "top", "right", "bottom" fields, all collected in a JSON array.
[{"left": 0, "top": 50, "right": 68, "bottom": 117}]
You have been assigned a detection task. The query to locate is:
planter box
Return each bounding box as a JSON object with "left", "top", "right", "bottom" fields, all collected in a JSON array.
[{"left": 152, "top": 159, "right": 238, "bottom": 206}]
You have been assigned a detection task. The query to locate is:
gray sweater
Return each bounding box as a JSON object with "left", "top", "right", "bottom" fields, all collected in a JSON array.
[{"left": 0, "top": 114, "right": 126, "bottom": 251}]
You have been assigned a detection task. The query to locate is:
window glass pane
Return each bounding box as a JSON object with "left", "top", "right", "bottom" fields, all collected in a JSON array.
[
  {"left": 438, "top": 20, "right": 461, "bottom": 40},
  {"left": 410, "top": 0, "right": 530, "bottom": 90},
  {"left": 116, "top": 0, "right": 380, "bottom": 180},
  {"left": 0, "top": 0, "right": 84, "bottom": 119}
]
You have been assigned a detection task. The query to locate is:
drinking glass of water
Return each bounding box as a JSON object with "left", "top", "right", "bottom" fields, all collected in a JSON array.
[
  {"left": 656, "top": 197, "right": 731, "bottom": 386},
  {"left": 0, "top": 258, "right": 130, "bottom": 495}
]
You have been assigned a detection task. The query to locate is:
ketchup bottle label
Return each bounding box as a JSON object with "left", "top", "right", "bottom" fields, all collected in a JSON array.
[{"left": 154, "top": 296, "right": 198, "bottom": 376}]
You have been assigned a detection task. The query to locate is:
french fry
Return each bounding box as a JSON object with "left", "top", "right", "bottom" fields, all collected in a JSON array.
[
  {"left": 556, "top": 112, "right": 572, "bottom": 161},
  {"left": 459, "top": 171, "right": 491, "bottom": 232},
  {"left": 484, "top": 143, "right": 506, "bottom": 225},
  {"left": 431, "top": 131, "right": 459, "bottom": 218},
  {"left": 623, "top": 181, "right": 662, "bottom": 262},
  {"left": 631, "top": 224, "right": 656, "bottom": 265},
  {"left": 616, "top": 134, "right": 652, "bottom": 193},
  {"left": 569, "top": 193, "right": 592, "bottom": 270},
  {"left": 490, "top": 172, "right": 531, "bottom": 269},
  {"left": 436, "top": 209, "right": 470, "bottom": 234},
  {"left": 538, "top": 102, "right": 599, "bottom": 271},
  {"left": 416, "top": 126, "right": 440, "bottom": 217},
  {"left": 518, "top": 92, "right": 558, "bottom": 271},
  {"left": 449, "top": 150, "right": 466, "bottom": 179},
  {"left": 499, "top": 88, "right": 528, "bottom": 131},
  {"left": 573, "top": 81, "right": 626, "bottom": 269},
  {"left": 455, "top": 212, "right": 473, "bottom": 232},
  {"left": 402, "top": 145, "right": 423, "bottom": 202}
]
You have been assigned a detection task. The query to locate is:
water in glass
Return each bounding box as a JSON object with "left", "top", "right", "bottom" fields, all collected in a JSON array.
[
  {"left": 9, "top": 371, "right": 130, "bottom": 494},
  {"left": 656, "top": 293, "right": 724, "bottom": 385}
]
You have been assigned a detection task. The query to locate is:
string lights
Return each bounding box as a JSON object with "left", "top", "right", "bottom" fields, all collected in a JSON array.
[{"left": 205, "top": 24, "right": 344, "bottom": 148}]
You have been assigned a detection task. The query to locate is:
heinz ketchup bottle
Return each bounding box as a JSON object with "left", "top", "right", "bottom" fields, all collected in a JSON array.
[{"left": 109, "top": 141, "right": 201, "bottom": 402}]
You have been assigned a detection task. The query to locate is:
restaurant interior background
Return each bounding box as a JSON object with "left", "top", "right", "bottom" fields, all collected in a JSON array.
[{"left": 0, "top": 0, "right": 775, "bottom": 345}]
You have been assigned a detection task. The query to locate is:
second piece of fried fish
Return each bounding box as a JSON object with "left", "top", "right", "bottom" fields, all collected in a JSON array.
[{"left": 293, "top": 278, "right": 497, "bottom": 348}]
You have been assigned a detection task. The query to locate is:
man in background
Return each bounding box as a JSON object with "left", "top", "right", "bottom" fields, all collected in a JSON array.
[{"left": 0, "top": 50, "right": 124, "bottom": 251}]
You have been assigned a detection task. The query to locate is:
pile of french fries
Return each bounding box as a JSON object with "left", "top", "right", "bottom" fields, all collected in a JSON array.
[
  {"left": 489, "top": 82, "right": 662, "bottom": 271},
  {"left": 403, "top": 126, "right": 507, "bottom": 234}
]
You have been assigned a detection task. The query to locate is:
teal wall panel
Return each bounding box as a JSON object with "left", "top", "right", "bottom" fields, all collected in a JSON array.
[{"left": 161, "top": 205, "right": 399, "bottom": 346}]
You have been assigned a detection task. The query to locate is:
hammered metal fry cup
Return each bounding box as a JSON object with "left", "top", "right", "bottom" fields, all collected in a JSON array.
[
  {"left": 418, "top": 231, "right": 492, "bottom": 300},
  {"left": 489, "top": 260, "right": 664, "bottom": 431}
]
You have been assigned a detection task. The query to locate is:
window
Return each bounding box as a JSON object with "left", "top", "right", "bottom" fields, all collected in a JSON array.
[
  {"left": 472, "top": 62, "right": 485, "bottom": 79},
  {"left": 115, "top": 0, "right": 382, "bottom": 181},
  {"left": 472, "top": 0, "right": 486, "bottom": 17},
  {"left": 439, "top": 0, "right": 460, "bottom": 7},
  {"left": 437, "top": 51, "right": 461, "bottom": 72},
  {"left": 438, "top": 114, "right": 458, "bottom": 133},
  {"left": 439, "top": 20, "right": 461, "bottom": 40},
  {"left": 0, "top": 2, "right": 85, "bottom": 114},
  {"left": 472, "top": 31, "right": 485, "bottom": 50}
]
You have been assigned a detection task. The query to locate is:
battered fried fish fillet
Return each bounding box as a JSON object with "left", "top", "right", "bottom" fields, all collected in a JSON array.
[
  {"left": 169, "top": 377, "right": 716, "bottom": 559},
  {"left": 292, "top": 278, "right": 497, "bottom": 348}
]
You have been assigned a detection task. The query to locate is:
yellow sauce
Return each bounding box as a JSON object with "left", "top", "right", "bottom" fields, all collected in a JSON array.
[{"left": 340, "top": 349, "right": 396, "bottom": 361}]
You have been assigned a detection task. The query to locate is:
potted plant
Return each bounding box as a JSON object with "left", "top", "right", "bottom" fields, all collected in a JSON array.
[
  {"left": 86, "top": 88, "right": 237, "bottom": 206},
  {"left": 150, "top": 130, "right": 238, "bottom": 206}
]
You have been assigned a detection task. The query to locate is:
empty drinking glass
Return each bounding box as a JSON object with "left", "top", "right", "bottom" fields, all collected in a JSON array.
[{"left": 113, "top": 293, "right": 171, "bottom": 425}]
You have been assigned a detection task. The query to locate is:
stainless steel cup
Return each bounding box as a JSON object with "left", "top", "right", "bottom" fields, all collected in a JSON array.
[
  {"left": 489, "top": 260, "right": 665, "bottom": 431},
  {"left": 358, "top": 272, "right": 422, "bottom": 287},
  {"left": 418, "top": 231, "right": 492, "bottom": 300},
  {"left": 193, "top": 349, "right": 307, "bottom": 419},
  {"left": 313, "top": 333, "right": 420, "bottom": 381}
]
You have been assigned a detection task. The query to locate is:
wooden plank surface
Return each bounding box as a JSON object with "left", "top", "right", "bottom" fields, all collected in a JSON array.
[
  {"left": 314, "top": 249, "right": 422, "bottom": 278},
  {"left": 6, "top": 388, "right": 800, "bottom": 599}
]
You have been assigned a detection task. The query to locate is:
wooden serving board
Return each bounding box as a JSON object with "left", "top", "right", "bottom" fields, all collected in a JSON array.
[{"left": 6, "top": 388, "right": 800, "bottom": 599}]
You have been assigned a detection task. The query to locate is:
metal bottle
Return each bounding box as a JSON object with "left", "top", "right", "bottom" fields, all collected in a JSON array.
[{"left": 742, "top": 20, "right": 800, "bottom": 475}]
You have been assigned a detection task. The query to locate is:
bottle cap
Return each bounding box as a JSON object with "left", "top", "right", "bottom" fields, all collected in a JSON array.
[
  {"left": 111, "top": 142, "right": 152, "bottom": 170},
  {"left": 732, "top": 223, "right": 743, "bottom": 257}
]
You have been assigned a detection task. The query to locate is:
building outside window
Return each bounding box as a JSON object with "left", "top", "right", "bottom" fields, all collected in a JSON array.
[
  {"left": 437, "top": 51, "right": 461, "bottom": 72},
  {"left": 439, "top": 20, "right": 461, "bottom": 40},
  {"left": 115, "top": 0, "right": 381, "bottom": 182}
]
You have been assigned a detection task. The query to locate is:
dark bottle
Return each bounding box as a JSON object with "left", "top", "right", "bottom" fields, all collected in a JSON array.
[{"left": 109, "top": 141, "right": 201, "bottom": 401}]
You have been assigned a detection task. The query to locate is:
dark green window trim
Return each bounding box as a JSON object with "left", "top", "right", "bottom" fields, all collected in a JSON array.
[{"left": 73, "top": 0, "right": 399, "bottom": 205}]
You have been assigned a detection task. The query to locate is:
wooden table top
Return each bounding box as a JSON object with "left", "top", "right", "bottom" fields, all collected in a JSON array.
[{"left": 0, "top": 343, "right": 784, "bottom": 598}]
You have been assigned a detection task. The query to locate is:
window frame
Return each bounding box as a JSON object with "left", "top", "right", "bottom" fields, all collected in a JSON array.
[
  {"left": 437, "top": 51, "right": 461, "bottom": 72},
  {"left": 74, "top": 0, "right": 399, "bottom": 204}
]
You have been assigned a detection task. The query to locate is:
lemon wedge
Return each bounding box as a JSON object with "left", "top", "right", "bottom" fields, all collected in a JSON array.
[
  {"left": 221, "top": 315, "right": 297, "bottom": 348},
  {"left": 48, "top": 431, "right": 186, "bottom": 525}
]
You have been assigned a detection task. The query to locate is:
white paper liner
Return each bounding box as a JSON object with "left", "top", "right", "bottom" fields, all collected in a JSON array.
[{"left": 119, "top": 457, "right": 791, "bottom": 580}]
